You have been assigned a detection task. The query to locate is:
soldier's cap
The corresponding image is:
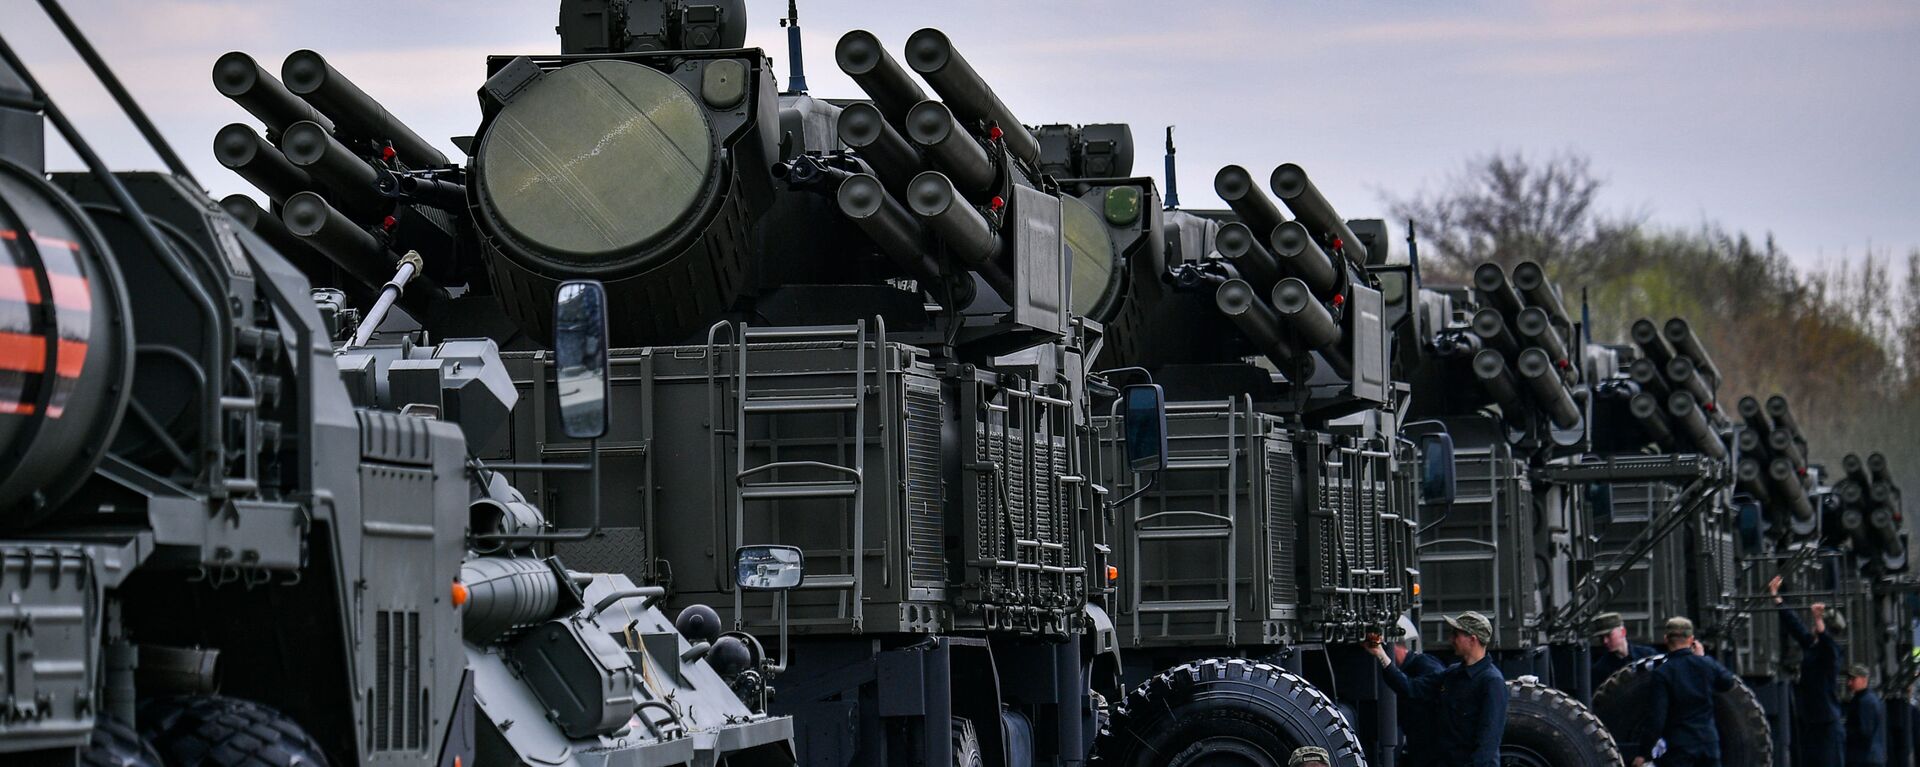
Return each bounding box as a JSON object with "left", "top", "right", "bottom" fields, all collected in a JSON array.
[
  {"left": 1589, "top": 612, "right": 1625, "bottom": 638},
  {"left": 1849, "top": 664, "right": 1872, "bottom": 679},
  {"left": 1288, "top": 746, "right": 1333, "bottom": 767},
  {"left": 1663, "top": 616, "right": 1695, "bottom": 638},
  {"left": 1443, "top": 611, "right": 1493, "bottom": 644}
]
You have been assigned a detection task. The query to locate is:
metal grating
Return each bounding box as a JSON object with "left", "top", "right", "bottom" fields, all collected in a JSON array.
[
  {"left": 1266, "top": 436, "right": 1297, "bottom": 606},
  {"left": 903, "top": 376, "right": 946, "bottom": 592},
  {"left": 373, "top": 609, "right": 422, "bottom": 753}
]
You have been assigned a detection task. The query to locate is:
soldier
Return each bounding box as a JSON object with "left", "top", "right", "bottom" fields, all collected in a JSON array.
[
  {"left": 1371, "top": 611, "right": 1507, "bottom": 767},
  {"left": 1287, "top": 746, "right": 1331, "bottom": 767},
  {"left": 1632, "top": 617, "right": 1736, "bottom": 767},
  {"left": 1379, "top": 614, "right": 1445, "bottom": 767},
  {"left": 1845, "top": 665, "right": 1886, "bottom": 767},
  {"left": 1589, "top": 611, "right": 1657, "bottom": 686},
  {"left": 1772, "top": 574, "right": 1846, "bottom": 765}
]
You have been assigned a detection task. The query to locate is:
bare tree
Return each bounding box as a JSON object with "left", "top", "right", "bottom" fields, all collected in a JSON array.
[{"left": 1387, "top": 150, "right": 1638, "bottom": 282}]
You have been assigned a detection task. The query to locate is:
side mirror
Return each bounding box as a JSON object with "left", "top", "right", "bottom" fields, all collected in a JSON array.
[
  {"left": 736, "top": 545, "right": 804, "bottom": 591},
  {"left": 553, "top": 280, "right": 610, "bottom": 440},
  {"left": 1419, "top": 432, "right": 1456, "bottom": 505},
  {"left": 1121, "top": 384, "right": 1168, "bottom": 473}
]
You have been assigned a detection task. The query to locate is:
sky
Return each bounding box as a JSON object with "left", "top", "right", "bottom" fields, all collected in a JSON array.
[{"left": 5, "top": 0, "right": 1917, "bottom": 273}]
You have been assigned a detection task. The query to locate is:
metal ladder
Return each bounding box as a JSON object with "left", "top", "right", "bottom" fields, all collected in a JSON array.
[
  {"left": 726, "top": 321, "right": 875, "bottom": 631},
  {"left": 1128, "top": 399, "right": 1243, "bottom": 645}
]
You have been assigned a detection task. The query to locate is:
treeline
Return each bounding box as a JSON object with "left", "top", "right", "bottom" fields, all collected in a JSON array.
[{"left": 1392, "top": 151, "right": 1920, "bottom": 491}]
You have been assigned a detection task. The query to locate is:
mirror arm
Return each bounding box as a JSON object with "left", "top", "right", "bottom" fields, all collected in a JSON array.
[
  {"left": 472, "top": 439, "right": 604, "bottom": 543},
  {"left": 1111, "top": 472, "right": 1160, "bottom": 509}
]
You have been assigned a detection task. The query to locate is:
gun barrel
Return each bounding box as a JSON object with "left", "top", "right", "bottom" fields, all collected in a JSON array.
[
  {"left": 1768, "top": 456, "right": 1815, "bottom": 523},
  {"left": 835, "top": 30, "right": 926, "bottom": 124},
  {"left": 907, "top": 170, "right": 1000, "bottom": 273},
  {"left": 281, "top": 120, "right": 377, "bottom": 201},
  {"left": 281, "top": 191, "right": 392, "bottom": 288},
  {"left": 1628, "top": 358, "right": 1670, "bottom": 400},
  {"left": 1663, "top": 318, "right": 1721, "bottom": 388},
  {"left": 1215, "top": 165, "right": 1289, "bottom": 243},
  {"left": 1269, "top": 221, "right": 1339, "bottom": 298},
  {"left": 1519, "top": 347, "right": 1581, "bottom": 428},
  {"left": 214, "top": 123, "right": 312, "bottom": 202},
  {"left": 839, "top": 173, "right": 940, "bottom": 284},
  {"left": 1631, "top": 392, "right": 1675, "bottom": 446},
  {"left": 1631, "top": 319, "right": 1674, "bottom": 368},
  {"left": 1475, "top": 349, "right": 1524, "bottom": 414},
  {"left": 282, "top": 49, "right": 447, "bottom": 167},
  {"left": 1472, "top": 263, "right": 1525, "bottom": 317},
  {"left": 1216, "top": 222, "right": 1282, "bottom": 291},
  {"left": 1666, "top": 390, "right": 1725, "bottom": 459},
  {"left": 1665, "top": 357, "right": 1714, "bottom": 409},
  {"left": 838, "top": 102, "right": 921, "bottom": 193},
  {"left": 1270, "top": 163, "right": 1367, "bottom": 265},
  {"left": 1217, "top": 279, "right": 1301, "bottom": 368},
  {"left": 904, "top": 100, "right": 995, "bottom": 193},
  {"left": 1516, "top": 306, "right": 1570, "bottom": 367},
  {"left": 1471, "top": 308, "right": 1518, "bottom": 356},
  {"left": 213, "top": 51, "right": 334, "bottom": 133},
  {"left": 1272, "top": 278, "right": 1341, "bottom": 349},
  {"left": 1511, "top": 261, "right": 1572, "bottom": 327},
  {"left": 903, "top": 29, "right": 1041, "bottom": 166}
]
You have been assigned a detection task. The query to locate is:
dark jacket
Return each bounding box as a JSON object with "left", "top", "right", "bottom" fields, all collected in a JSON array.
[
  {"left": 1396, "top": 652, "right": 1447, "bottom": 767},
  {"left": 1592, "top": 643, "right": 1658, "bottom": 686},
  {"left": 1383, "top": 653, "right": 1507, "bottom": 767},
  {"left": 1784, "top": 609, "right": 1844, "bottom": 724},
  {"left": 1644, "top": 647, "right": 1737, "bottom": 760},
  {"left": 1845, "top": 689, "right": 1886, "bottom": 766}
]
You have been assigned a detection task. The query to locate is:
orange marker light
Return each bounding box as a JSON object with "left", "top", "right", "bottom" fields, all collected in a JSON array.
[
  {"left": 1105, "top": 565, "right": 1119, "bottom": 583},
  {"left": 1412, "top": 583, "right": 1422, "bottom": 597},
  {"left": 451, "top": 580, "right": 469, "bottom": 607}
]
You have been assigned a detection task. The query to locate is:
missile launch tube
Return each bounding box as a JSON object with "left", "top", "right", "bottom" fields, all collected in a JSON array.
[
  {"left": 1843, "top": 454, "right": 1870, "bottom": 488},
  {"left": 1765, "top": 395, "right": 1803, "bottom": 443},
  {"left": 1665, "top": 356, "right": 1714, "bottom": 408},
  {"left": 1663, "top": 318, "right": 1721, "bottom": 388},
  {"left": 1272, "top": 278, "right": 1341, "bottom": 349},
  {"left": 838, "top": 173, "right": 940, "bottom": 283},
  {"left": 1269, "top": 221, "right": 1339, "bottom": 298},
  {"left": 1217, "top": 279, "right": 1301, "bottom": 368},
  {"left": 212, "top": 51, "right": 334, "bottom": 133},
  {"left": 1767, "top": 425, "right": 1806, "bottom": 472},
  {"left": 1475, "top": 349, "right": 1524, "bottom": 415},
  {"left": 1737, "top": 396, "right": 1771, "bottom": 439},
  {"left": 906, "top": 171, "right": 1001, "bottom": 275},
  {"left": 1629, "top": 358, "right": 1670, "bottom": 400},
  {"left": 1519, "top": 348, "right": 1581, "bottom": 428},
  {"left": 214, "top": 123, "right": 311, "bottom": 203},
  {"left": 1868, "top": 452, "right": 1896, "bottom": 489},
  {"left": 280, "top": 120, "right": 377, "bottom": 200},
  {"left": 904, "top": 101, "right": 995, "bottom": 194},
  {"left": 1215, "top": 165, "right": 1288, "bottom": 243},
  {"left": 1270, "top": 163, "right": 1368, "bottom": 265},
  {"left": 837, "top": 102, "right": 921, "bottom": 193},
  {"left": 1666, "top": 390, "right": 1724, "bottom": 458},
  {"left": 1768, "top": 456, "right": 1816, "bottom": 525},
  {"left": 281, "top": 191, "right": 392, "bottom": 289},
  {"left": 1631, "top": 393, "right": 1675, "bottom": 446},
  {"left": 282, "top": 49, "right": 448, "bottom": 167},
  {"left": 1515, "top": 306, "right": 1570, "bottom": 366},
  {"left": 1216, "top": 222, "right": 1282, "bottom": 291},
  {"left": 835, "top": 30, "right": 926, "bottom": 124},
  {"left": 1511, "top": 261, "right": 1572, "bottom": 327},
  {"left": 1471, "top": 308, "right": 1519, "bottom": 356},
  {"left": 1631, "top": 319, "right": 1675, "bottom": 369},
  {"left": 1737, "top": 458, "right": 1771, "bottom": 502},
  {"left": 903, "top": 28, "right": 1041, "bottom": 166},
  {"left": 1472, "top": 263, "right": 1525, "bottom": 317}
]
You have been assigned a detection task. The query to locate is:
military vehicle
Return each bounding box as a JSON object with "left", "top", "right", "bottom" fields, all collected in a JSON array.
[
  {"left": 0, "top": 2, "right": 794, "bottom": 766},
  {"left": 220, "top": 2, "right": 1144, "bottom": 764}
]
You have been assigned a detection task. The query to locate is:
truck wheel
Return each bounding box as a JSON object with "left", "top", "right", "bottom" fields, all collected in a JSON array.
[
  {"left": 139, "top": 696, "right": 330, "bottom": 767},
  {"left": 1095, "top": 658, "right": 1364, "bottom": 767},
  {"left": 1502, "top": 679, "right": 1621, "bottom": 767},
  {"left": 952, "top": 717, "right": 984, "bottom": 767},
  {"left": 1591, "top": 656, "right": 1773, "bottom": 767},
  {"left": 82, "top": 718, "right": 164, "bottom": 767}
]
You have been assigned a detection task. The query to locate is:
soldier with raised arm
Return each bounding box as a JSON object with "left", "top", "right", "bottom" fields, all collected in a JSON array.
[{"left": 1773, "top": 574, "right": 1846, "bottom": 765}]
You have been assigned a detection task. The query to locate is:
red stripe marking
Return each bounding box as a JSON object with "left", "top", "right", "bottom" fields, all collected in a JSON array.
[
  {"left": 29, "top": 233, "right": 82, "bottom": 252},
  {"left": 0, "top": 331, "right": 47, "bottom": 374},
  {"left": 0, "top": 401, "right": 35, "bottom": 415},
  {"left": 0, "top": 267, "right": 42, "bottom": 304},
  {"left": 0, "top": 230, "right": 15, "bottom": 241},
  {"left": 54, "top": 338, "right": 86, "bottom": 377}
]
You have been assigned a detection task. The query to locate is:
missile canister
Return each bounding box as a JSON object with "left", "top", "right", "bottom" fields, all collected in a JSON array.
[
  {"left": 212, "top": 51, "right": 334, "bottom": 133},
  {"left": 1215, "top": 221, "right": 1282, "bottom": 291},
  {"left": 1269, "top": 220, "right": 1339, "bottom": 298},
  {"left": 1217, "top": 279, "right": 1299, "bottom": 369},
  {"left": 1473, "top": 263, "right": 1525, "bottom": 317},
  {"left": 282, "top": 49, "right": 448, "bottom": 167},
  {"left": 1215, "top": 165, "right": 1288, "bottom": 244},
  {"left": 1662, "top": 318, "right": 1721, "bottom": 388},
  {"left": 1632, "top": 393, "right": 1674, "bottom": 446},
  {"left": 1474, "top": 349, "right": 1524, "bottom": 415},
  {"left": 835, "top": 30, "right": 925, "bottom": 124},
  {"left": 1511, "top": 261, "right": 1572, "bottom": 327},
  {"left": 1666, "top": 390, "right": 1725, "bottom": 458},
  {"left": 1518, "top": 347, "right": 1581, "bottom": 428},
  {"left": 213, "top": 123, "right": 311, "bottom": 202},
  {"left": 1631, "top": 319, "right": 1675, "bottom": 369},
  {"left": 904, "top": 100, "right": 995, "bottom": 193},
  {"left": 903, "top": 29, "right": 1041, "bottom": 166},
  {"left": 1471, "top": 308, "right": 1518, "bottom": 356},
  {"left": 1270, "top": 163, "right": 1368, "bottom": 265}
]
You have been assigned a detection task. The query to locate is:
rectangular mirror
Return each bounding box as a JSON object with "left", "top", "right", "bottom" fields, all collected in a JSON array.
[
  {"left": 1121, "top": 384, "right": 1168, "bottom": 473},
  {"left": 736, "top": 545, "right": 805, "bottom": 591},
  {"left": 1419, "top": 432, "right": 1456, "bottom": 505},
  {"left": 553, "top": 280, "right": 610, "bottom": 440}
]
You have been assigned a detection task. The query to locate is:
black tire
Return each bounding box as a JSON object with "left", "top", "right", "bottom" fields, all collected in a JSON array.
[
  {"left": 1590, "top": 656, "right": 1772, "bottom": 767},
  {"left": 1502, "top": 679, "right": 1622, "bottom": 767},
  {"left": 952, "top": 717, "right": 984, "bottom": 767},
  {"left": 138, "top": 696, "right": 330, "bottom": 767},
  {"left": 82, "top": 718, "right": 164, "bottom": 767},
  {"left": 1094, "top": 658, "right": 1364, "bottom": 767}
]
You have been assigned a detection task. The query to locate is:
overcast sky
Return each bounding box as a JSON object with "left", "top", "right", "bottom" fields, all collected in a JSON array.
[{"left": 7, "top": 0, "right": 1916, "bottom": 272}]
